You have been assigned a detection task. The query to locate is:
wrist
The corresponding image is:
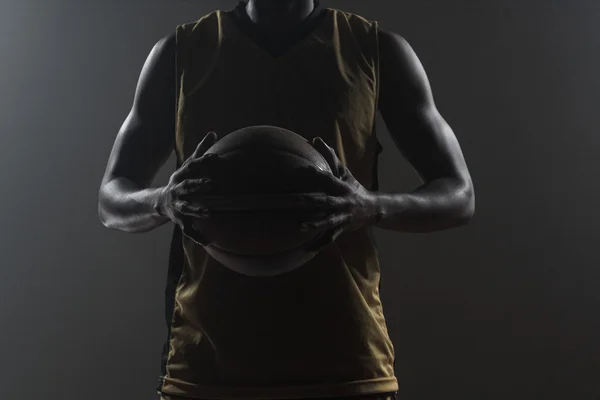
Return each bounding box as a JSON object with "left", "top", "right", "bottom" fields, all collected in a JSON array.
[
  {"left": 152, "top": 187, "right": 168, "bottom": 218},
  {"left": 367, "top": 191, "right": 386, "bottom": 224}
]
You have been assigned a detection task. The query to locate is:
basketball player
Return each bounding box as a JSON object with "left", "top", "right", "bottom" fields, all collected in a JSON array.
[{"left": 98, "top": 1, "right": 475, "bottom": 399}]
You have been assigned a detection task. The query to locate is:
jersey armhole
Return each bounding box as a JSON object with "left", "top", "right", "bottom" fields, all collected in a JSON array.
[
  {"left": 174, "top": 25, "right": 184, "bottom": 169},
  {"left": 371, "top": 21, "right": 383, "bottom": 191}
]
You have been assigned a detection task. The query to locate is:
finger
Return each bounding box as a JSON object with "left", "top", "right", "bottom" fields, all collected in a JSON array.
[
  {"left": 301, "top": 213, "right": 353, "bottom": 232},
  {"left": 178, "top": 154, "right": 221, "bottom": 181},
  {"left": 176, "top": 201, "right": 211, "bottom": 219},
  {"left": 292, "top": 194, "right": 350, "bottom": 210},
  {"left": 197, "top": 193, "right": 342, "bottom": 212},
  {"left": 177, "top": 178, "right": 212, "bottom": 196},
  {"left": 191, "top": 131, "right": 218, "bottom": 159},
  {"left": 189, "top": 151, "right": 221, "bottom": 166},
  {"left": 312, "top": 137, "right": 345, "bottom": 178}
]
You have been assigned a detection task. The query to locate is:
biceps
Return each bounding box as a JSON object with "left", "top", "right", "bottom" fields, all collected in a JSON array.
[
  {"left": 385, "top": 107, "right": 468, "bottom": 183},
  {"left": 103, "top": 110, "right": 174, "bottom": 187},
  {"left": 101, "top": 34, "right": 177, "bottom": 188}
]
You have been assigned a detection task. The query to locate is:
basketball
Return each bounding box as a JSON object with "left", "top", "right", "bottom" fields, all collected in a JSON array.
[{"left": 191, "top": 125, "right": 333, "bottom": 277}]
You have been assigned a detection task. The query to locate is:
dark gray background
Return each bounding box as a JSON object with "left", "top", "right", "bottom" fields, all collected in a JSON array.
[{"left": 1, "top": 0, "right": 598, "bottom": 399}]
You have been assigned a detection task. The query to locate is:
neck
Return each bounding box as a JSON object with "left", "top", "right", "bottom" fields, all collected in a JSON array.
[{"left": 245, "top": 0, "right": 315, "bottom": 27}]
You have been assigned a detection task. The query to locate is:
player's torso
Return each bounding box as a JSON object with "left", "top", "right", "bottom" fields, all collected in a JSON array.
[
  {"left": 175, "top": 4, "right": 381, "bottom": 188},
  {"left": 160, "top": 4, "right": 397, "bottom": 399}
]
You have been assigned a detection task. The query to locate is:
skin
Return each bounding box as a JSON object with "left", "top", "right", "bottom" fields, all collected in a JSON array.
[{"left": 98, "top": 0, "right": 475, "bottom": 249}]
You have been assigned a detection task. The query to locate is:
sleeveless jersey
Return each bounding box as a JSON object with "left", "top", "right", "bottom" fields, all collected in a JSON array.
[{"left": 158, "top": 2, "right": 397, "bottom": 399}]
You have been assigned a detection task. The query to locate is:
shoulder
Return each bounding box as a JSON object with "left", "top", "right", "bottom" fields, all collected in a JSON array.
[
  {"left": 376, "top": 28, "right": 433, "bottom": 109},
  {"left": 153, "top": 32, "right": 176, "bottom": 54},
  {"left": 377, "top": 27, "right": 423, "bottom": 75},
  {"left": 142, "top": 32, "right": 176, "bottom": 74},
  {"left": 328, "top": 12, "right": 413, "bottom": 60},
  {"left": 377, "top": 28, "right": 412, "bottom": 56}
]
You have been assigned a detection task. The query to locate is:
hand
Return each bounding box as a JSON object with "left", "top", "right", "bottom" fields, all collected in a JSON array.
[
  {"left": 297, "top": 137, "right": 382, "bottom": 251},
  {"left": 157, "top": 131, "right": 221, "bottom": 246}
]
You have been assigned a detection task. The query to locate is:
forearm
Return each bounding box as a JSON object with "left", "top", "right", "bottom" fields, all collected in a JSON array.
[
  {"left": 374, "top": 177, "right": 475, "bottom": 233},
  {"left": 98, "top": 177, "right": 170, "bottom": 233}
]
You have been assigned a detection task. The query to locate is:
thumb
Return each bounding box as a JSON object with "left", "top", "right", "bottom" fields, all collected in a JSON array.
[
  {"left": 192, "top": 131, "right": 218, "bottom": 159},
  {"left": 312, "top": 137, "right": 344, "bottom": 178}
]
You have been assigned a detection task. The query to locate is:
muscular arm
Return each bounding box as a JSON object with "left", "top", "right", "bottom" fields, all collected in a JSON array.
[
  {"left": 98, "top": 33, "right": 176, "bottom": 232},
  {"left": 375, "top": 29, "right": 475, "bottom": 232}
]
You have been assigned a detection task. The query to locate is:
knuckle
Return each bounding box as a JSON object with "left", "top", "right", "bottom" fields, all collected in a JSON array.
[
  {"left": 171, "top": 171, "right": 183, "bottom": 182},
  {"left": 173, "top": 200, "right": 186, "bottom": 211},
  {"left": 202, "top": 153, "right": 218, "bottom": 161},
  {"left": 166, "top": 186, "right": 179, "bottom": 200},
  {"left": 173, "top": 182, "right": 187, "bottom": 195},
  {"left": 186, "top": 158, "right": 200, "bottom": 168}
]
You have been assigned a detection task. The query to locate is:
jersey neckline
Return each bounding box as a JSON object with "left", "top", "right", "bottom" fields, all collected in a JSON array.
[{"left": 227, "top": 0, "right": 327, "bottom": 58}]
